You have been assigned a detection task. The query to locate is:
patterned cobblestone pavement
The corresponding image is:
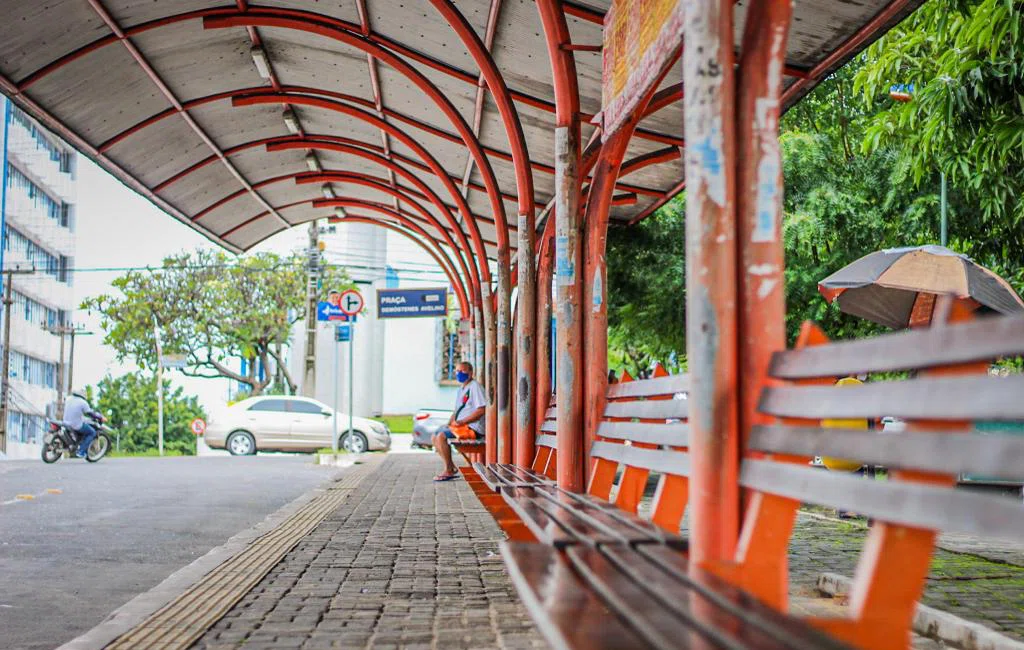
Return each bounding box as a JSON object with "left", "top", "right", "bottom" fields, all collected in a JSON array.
[
  {"left": 192, "top": 455, "right": 547, "bottom": 650},
  {"left": 789, "top": 512, "right": 1024, "bottom": 641}
]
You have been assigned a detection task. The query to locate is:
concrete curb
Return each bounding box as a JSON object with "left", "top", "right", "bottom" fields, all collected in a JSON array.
[
  {"left": 817, "top": 573, "right": 1024, "bottom": 650},
  {"left": 57, "top": 459, "right": 359, "bottom": 650}
]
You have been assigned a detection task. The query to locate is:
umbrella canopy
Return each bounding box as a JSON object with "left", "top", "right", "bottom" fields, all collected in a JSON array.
[{"left": 819, "top": 245, "right": 1024, "bottom": 329}]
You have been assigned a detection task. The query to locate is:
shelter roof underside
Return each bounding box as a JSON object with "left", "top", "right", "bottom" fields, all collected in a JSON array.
[{"left": 0, "top": 0, "right": 922, "bottom": 258}]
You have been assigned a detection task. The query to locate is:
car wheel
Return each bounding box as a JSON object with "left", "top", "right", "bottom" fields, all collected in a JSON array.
[
  {"left": 343, "top": 431, "right": 369, "bottom": 454},
  {"left": 227, "top": 431, "right": 256, "bottom": 456}
]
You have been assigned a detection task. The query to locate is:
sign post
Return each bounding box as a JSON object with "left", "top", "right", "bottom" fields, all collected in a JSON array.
[
  {"left": 332, "top": 322, "right": 352, "bottom": 452},
  {"left": 338, "top": 290, "right": 364, "bottom": 452},
  {"left": 191, "top": 418, "right": 206, "bottom": 456}
]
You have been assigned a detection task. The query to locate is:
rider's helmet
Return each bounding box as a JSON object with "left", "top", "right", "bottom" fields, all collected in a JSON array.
[{"left": 70, "top": 387, "right": 88, "bottom": 399}]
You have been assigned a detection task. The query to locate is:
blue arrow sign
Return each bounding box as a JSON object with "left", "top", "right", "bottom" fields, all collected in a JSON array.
[{"left": 317, "top": 302, "right": 353, "bottom": 322}]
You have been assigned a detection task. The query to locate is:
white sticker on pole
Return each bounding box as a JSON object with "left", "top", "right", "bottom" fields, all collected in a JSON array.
[{"left": 555, "top": 235, "right": 575, "bottom": 286}]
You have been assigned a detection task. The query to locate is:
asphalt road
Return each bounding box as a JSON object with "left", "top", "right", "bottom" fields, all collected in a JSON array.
[{"left": 0, "top": 455, "right": 346, "bottom": 650}]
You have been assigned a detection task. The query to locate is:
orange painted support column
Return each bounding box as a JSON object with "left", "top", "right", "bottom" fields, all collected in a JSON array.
[
  {"left": 538, "top": 0, "right": 584, "bottom": 492},
  {"left": 683, "top": 0, "right": 740, "bottom": 565},
  {"left": 581, "top": 128, "right": 633, "bottom": 476},
  {"left": 535, "top": 217, "right": 556, "bottom": 435},
  {"left": 736, "top": 0, "right": 791, "bottom": 452}
]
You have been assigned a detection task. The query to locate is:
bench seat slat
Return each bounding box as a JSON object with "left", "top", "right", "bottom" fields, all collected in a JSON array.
[
  {"left": 541, "top": 487, "right": 688, "bottom": 548},
  {"left": 494, "top": 463, "right": 551, "bottom": 486},
  {"left": 596, "top": 421, "right": 689, "bottom": 446},
  {"left": 769, "top": 314, "right": 1024, "bottom": 379},
  {"left": 501, "top": 486, "right": 624, "bottom": 547},
  {"left": 501, "top": 543, "right": 655, "bottom": 650},
  {"left": 604, "top": 399, "right": 688, "bottom": 420},
  {"left": 472, "top": 462, "right": 502, "bottom": 491},
  {"left": 759, "top": 374, "right": 1024, "bottom": 421},
  {"left": 631, "top": 546, "right": 851, "bottom": 650},
  {"left": 607, "top": 374, "right": 690, "bottom": 399},
  {"left": 750, "top": 425, "right": 1024, "bottom": 480},
  {"left": 591, "top": 441, "right": 691, "bottom": 477},
  {"left": 740, "top": 459, "right": 1024, "bottom": 539}
]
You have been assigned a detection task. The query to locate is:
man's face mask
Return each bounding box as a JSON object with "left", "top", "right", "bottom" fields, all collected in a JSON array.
[{"left": 456, "top": 371, "right": 470, "bottom": 383}]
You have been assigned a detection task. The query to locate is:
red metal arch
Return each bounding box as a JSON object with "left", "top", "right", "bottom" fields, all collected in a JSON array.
[
  {"left": 267, "top": 139, "right": 480, "bottom": 297},
  {"left": 324, "top": 211, "right": 471, "bottom": 317},
  {"left": 335, "top": 216, "right": 469, "bottom": 316},
  {"left": 204, "top": 11, "right": 513, "bottom": 264},
  {"left": 233, "top": 91, "right": 496, "bottom": 283}
]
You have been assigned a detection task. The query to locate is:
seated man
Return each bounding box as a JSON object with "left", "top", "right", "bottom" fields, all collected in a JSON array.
[{"left": 433, "top": 361, "right": 486, "bottom": 482}]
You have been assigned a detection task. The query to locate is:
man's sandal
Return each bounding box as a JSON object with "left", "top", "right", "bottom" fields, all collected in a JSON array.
[{"left": 433, "top": 473, "right": 458, "bottom": 482}]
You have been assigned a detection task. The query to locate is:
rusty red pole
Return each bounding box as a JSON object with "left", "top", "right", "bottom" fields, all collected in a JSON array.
[
  {"left": 581, "top": 129, "right": 632, "bottom": 475},
  {"left": 483, "top": 283, "right": 499, "bottom": 464},
  {"left": 515, "top": 212, "right": 537, "bottom": 466},
  {"left": 683, "top": 0, "right": 740, "bottom": 565},
  {"left": 538, "top": 0, "right": 583, "bottom": 492},
  {"left": 535, "top": 216, "right": 556, "bottom": 434},
  {"left": 736, "top": 0, "right": 792, "bottom": 452}
]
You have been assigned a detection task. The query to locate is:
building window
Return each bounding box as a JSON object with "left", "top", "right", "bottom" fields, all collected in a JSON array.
[
  {"left": 11, "top": 290, "right": 60, "bottom": 329},
  {"left": 6, "top": 164, "right": 71, "bottom": 228},
  {"left": 9, "top": 105, "right": 75, "bottom": 179},
  {"left": 2, "top": 226, "right": 70, "bottom": 284},
  {"left": 9, "top": 350, "right": 58, "bottom": 389}
]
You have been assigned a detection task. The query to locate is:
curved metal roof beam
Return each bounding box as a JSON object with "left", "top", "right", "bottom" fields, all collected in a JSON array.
[
  {"left": 295, "top": 171, "right": 483, "bottom": 296},
  {"left": 326, "top": 213, "right": 471, "bottom": 317},
  {"left": 205, "top": 11, "right": 512, "bottom": 270},
  {"left": 233, "top": 91, "right": 496, "bottom": 283},
  {"left": 269, "top": 139, "right": 480, "bottom": 298}
]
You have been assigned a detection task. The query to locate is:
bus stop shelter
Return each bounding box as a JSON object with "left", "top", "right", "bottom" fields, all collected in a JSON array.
[{"left": 0, "top": 1, "right": 960, "bottom": 648}]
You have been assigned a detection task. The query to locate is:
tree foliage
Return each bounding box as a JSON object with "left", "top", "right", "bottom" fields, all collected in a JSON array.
[
  {"left": 83, "top": 250, "right": 351, "bottom": 395},
  {"left": 90, "top": 372, "right": 205, "bottom": 455},
  {"left": 855, "top": 0, "right": 1024, "bottom": 264},
  {"left": 606, "top": 0, "right": 1024, "bottom": 361}
]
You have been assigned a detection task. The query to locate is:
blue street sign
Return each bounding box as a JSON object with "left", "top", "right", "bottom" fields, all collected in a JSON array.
[
  {"left": 377, "top": 287, "right": 448, "bottom": 319},
  {"left": 335, "top": 323, "right": 351, "bottom": 342},
  {"left": 316, "top": 302, "right": 353, "bottom": 322}
]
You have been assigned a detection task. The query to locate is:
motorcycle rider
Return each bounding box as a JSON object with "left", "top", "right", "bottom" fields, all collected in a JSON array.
[{"left": 64, "top": 388, "right": 101, "bottom": 458}]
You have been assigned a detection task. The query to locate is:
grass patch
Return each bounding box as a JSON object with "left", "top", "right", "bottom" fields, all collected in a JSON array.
[
  {"left": 315, "top": 447, "right": 349, "bottom": 455},
  {"left": 373, "top": 414, "right": 414, "bottom": 433},
  {"left": 108, "top": 448, "right": 191, "bottom": 458}
]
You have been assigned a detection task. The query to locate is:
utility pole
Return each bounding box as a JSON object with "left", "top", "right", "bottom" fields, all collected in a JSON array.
[
  {"left": 0, "top": 267, "right": 35, "bottom": 454},
  {"left": 302, "top": 220, "right": 320, "bottom": 397},
  {"left": 940, "top": 172, "right": 948, "bottom": 246}
]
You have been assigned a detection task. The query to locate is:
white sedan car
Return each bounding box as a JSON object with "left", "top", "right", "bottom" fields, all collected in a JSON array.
[{"left": 204, "top": 396, "right": 391, "bottom": 455}]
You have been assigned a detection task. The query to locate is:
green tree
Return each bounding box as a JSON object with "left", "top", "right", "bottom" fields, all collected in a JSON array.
[
  {"left": 91, "top": 372, "right": 205, "bottom": 455},
  {"left": 606, "top": 194, "right": 687, "bottom": 375},
  {"left": 83, "top": 250, "right": 351, "bottom": 395},
  {"left": 855, "top": 0, "right": 1024, "bottom": 267}
]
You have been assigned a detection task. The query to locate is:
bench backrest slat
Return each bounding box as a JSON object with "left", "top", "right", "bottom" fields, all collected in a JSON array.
[
  {"left": 540, "top": 421, "right": 557, "bottom": 434},
  {"left": 740, "top": 459, "right": 1024, "bottom": 540},
  {"left": 606, "top": 373, "right": 690, "bottom": 399},
  {"left": 749, "top": 425, "right": 1024, "bottom": 481},
  {"left": 596, "top": 421, "right": 689, "bottom": 447},
  {"left": 536, "top": 433, "right": 557, "bottom": 449},
  {"left": 604, "top": 399, "right": 688, "bottom": 420},
  {"left": 759, "top": 374, "right": 1024, "bottom": 421},
  {"left": 590, "top": 441, "right": 691, "bottom": 477},
  {"left": 769, "top": 314, "right": 1024, "bottom": 379}
]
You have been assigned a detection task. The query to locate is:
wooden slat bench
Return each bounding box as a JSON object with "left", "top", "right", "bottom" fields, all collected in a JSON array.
[
  {"left": 449, "top": 436, "right": 485, "bottom": 464},
  {"left": 473, "top": 401, "right": 558, "bottom": 490},
  {"left": 499, "top": 310, "right": 1024, "bottom": 650}
]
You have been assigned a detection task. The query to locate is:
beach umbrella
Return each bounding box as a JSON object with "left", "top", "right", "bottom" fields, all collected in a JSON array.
[{"left": 818, "top": 245, "right": 1024, "bottom": 329}]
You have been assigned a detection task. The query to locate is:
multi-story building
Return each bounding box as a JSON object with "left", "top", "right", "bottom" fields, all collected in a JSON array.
[{"left": 0, "top": 97, "right": 77, "bottom": 459}]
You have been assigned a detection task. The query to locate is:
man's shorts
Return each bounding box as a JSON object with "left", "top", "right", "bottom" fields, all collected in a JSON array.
[{"left": 441, "top": 426, "right": 484, "bottom": 440}]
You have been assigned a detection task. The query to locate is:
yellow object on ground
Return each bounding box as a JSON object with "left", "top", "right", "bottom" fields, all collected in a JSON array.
[{"left": 821, "top": 377, "right": 868, "bottom": 472}]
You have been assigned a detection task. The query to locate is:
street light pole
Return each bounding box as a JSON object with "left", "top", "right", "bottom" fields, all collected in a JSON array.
[
  {"left": 940, "top": 172, "right": 948, "bottom": 246},
  {"left": 153, "top": 316, "right": 164, "bottom": 457}
]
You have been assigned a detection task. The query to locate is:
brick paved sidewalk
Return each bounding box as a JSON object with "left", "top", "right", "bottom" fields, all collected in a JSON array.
[{"left": 192, "top": 455, "right": 547, "bottom": 650}]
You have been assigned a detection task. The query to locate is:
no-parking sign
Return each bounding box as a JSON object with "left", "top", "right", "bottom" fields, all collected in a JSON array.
[{"left": 190, "top": 418, "right": 207, "bottom": 436}]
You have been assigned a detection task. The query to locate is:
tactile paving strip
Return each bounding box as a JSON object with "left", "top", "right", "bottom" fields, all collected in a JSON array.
[{"left": 105, "top": 460, "right": 380, "bottom": 650}]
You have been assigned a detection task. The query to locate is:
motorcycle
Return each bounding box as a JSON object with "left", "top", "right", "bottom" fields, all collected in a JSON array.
[{"left": 41, "top": 414, "right": 113, "bottom": 463}]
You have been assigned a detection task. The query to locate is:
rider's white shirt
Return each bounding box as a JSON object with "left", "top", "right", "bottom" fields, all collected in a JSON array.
[{"left": 64, "top": 395, "right": 92, "bottom": 430}]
